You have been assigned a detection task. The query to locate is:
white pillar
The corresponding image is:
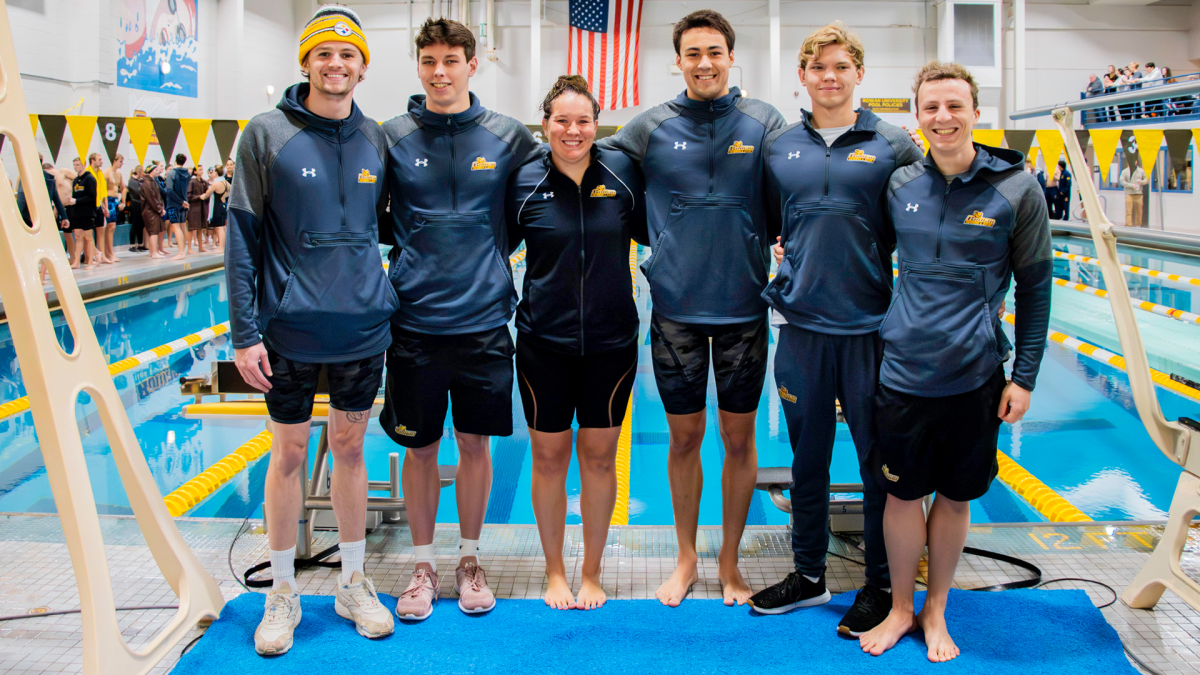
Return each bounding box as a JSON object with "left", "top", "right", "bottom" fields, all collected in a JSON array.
[
  {"left": 769, "top": 0, "right": 780, "bottom": 109},
  {"left": 1014, "top": 0, "right": 1026, "bottom": 128},
  {"left": 530, "top": 0, "right": 541, "bottom": 118}
]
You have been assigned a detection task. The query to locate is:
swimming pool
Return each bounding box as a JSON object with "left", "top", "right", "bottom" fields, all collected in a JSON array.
[{"left": 0, "top": 235, "right": 1194, "bottom": 524}]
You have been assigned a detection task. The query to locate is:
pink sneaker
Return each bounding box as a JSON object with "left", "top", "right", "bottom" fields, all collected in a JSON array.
[
  {"left": 455, "top": 561, "right": 496, "bottom": 614},
  {"left": 395, "top": 567, "right": 439, "bottom": 621}
]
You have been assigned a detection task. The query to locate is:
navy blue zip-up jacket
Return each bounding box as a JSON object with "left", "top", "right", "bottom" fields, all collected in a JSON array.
[
  {"left": 225, "top": 83, "right": 396, "bottom": 363},
  {"left": 17, "top": 170, "right": 68, "bottom": 226},
  {"left": 883, "top": 144, "right": 1053, "bottom": 396},
  {"left": 601, "top": 88, "right": 786, "bottom": 324},
  {"left": 762, "top": 109, "right": 924, "bottom": 334},
  {"left": 506, "top": 145, "right": 648, "bottom": 355},
  {"left": 380, "top": 93, "right": 538, "bottom": 335},
  {"left": 164, "top": 166, "right": 189, "bottom": 209}
]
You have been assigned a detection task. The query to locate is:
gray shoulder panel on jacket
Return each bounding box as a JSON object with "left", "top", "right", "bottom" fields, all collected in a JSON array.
[
  {"left": 229, "top": 109, "right": 302, "bottom": 216},
  {"left": 875, "top": 120, "right": 925, "bottom": 167},
  {"left": 736, "top": 98, "right": 787, "bottom": 133},
  {"left": 763, "top": 120, "right": 805, "bottom": 155},
  {"left": 598, "top": 103, "right": 680, "bottom": 163},
  {"left": 887, "top": 162, "right": 928, "bottom": 199},
  {"left": 380, "top": 114, "right": 422, "bottom": 147},
  {"left": 479, "top": 110, "right": 536, "bottom": 145},
  {"left": 357, "top": 115, "right": 388, "bottom": 164},
  {"left": 981, "top": 169, "right": 1053, "bottom": 269}
]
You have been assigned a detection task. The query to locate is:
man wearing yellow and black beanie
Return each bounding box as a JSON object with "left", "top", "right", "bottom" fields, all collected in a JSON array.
[
  {"left": 228, "top": 3, "right": 397, "bottom": 657},
  {"left": 298, "top": 4, "right": 370, "bottom": 69}
]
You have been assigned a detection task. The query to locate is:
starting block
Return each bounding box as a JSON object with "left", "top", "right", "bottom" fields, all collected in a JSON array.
[{"left": 181, "top": 361, "right": 456, "bottom": 558}]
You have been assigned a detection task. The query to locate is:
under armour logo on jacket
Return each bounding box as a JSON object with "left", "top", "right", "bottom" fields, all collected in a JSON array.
[
  {"left": 788, "top": 151, "right": 801, "bottom": 160},
  {"left": 415, "top": 158, "right": 428, "bottom": 167},
  {"left": 302, "top": 168, "right": 316, "bottom": 177},
  {"left": 543, "top": 192, "right": 554, "bottom": 199},
  {"left": 674, "top": 142, "right": 687, "bottom": 150},
  {"left": 906, "top": 203, "right": 919, "bottom": 212}
]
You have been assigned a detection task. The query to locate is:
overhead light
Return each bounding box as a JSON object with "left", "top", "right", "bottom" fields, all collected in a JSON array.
[
  {"left": 160, "top": 61, "right": 171, "bottom": 75},
  {"left": 266, "top": 85, "right": 275, "bottom": 96}
]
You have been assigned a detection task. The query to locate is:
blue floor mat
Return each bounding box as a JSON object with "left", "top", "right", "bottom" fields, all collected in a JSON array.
[{"left": 173, "top": 589, "right": 1136, "bottom": 674}]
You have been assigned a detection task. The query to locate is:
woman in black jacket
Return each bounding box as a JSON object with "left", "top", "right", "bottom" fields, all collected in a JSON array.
[{"left": 506, "top": 75, "right": 648, "bottom": 611}]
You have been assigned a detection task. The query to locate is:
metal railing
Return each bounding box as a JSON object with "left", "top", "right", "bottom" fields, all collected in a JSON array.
[{"left": 1077, "top": 71, "right": 1200, "bottom": 125}]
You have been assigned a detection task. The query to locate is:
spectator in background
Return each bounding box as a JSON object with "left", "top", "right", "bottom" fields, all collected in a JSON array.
[
  {"left": 163, "top": 154, "right": 191, "bottom": 260},
  {"left": 1084, "top": 74, "right": 1104, "bottom": 124},
  {"left": 1120, "top": 162, "right": 1148, "bottom": 228},
  {"left": 207, "top": 165, "right": 229, "bottom": 252},
  {"left": 224, "top": 158, "right": 235, "bottom": 187},
  {"left": 1049, "top": 160, "right": 1072, "bottom": 221},
  {"left": 69, "top": 156, "right": 99, "bottom": 270},
  {"left": 185, "top": 166, "right": 214, "bottom": 255},
  {"left": 1127, "top": 62, "right": 1144, "bottom": 117},
  {"left": 126, "top": 164, "right": 146, "bottom": 252},
  {"left": 16, "top": 154, "right": 69, "bottom": 230},
  {"left": 141, "top": 163, "right": 168, "bottom": 258},
  {"left": 1144, "top": 62, "right": 1163, "bottom": 116},
  {"left": 1102, "top": 71, "right": 1119, "bottom": 122}
]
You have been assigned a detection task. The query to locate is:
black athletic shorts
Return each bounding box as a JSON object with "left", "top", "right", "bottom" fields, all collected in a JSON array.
[
  {"left": 68, "top": 209, "right": 95, "bottom": 232},
  {"left": 870, "top": 366, "right": 1007, "bottom": 502},
  {"left": 515, "top": 336, "right": 637, "bottom": 433},
  {"left": 649, "top": 312, "right": 768, "bottom": 415},
  {"left": 262, "top": 349, "right": 384, "bottom": 425},
  {"left": 380, "top": 325, "right": 514, "bottom": 448}
]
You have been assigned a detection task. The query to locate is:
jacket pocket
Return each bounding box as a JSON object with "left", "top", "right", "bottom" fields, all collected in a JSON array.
[
  {"left": 763, "top": 199, "right": 890, "bottom": 328},
  {"left": 879, "top": 260, "right": 1002, "bottom": 392},
  {"left": 641, "top": 194, "right": 765, "bottom": 318},
  {"left": 392, "top": 211, "right": 513, "bottom": 327},
  {"left": 267, "top": 229, "right": 396, "bottom": 353}
]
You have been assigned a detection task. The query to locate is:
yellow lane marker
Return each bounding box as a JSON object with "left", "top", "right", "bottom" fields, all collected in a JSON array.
[
  {"left": 611, "top": 241, "right": 640, "bottom": 526},
  {"left": 1000, "top": 312, "right": 1200, "bottom": 402},
  {"left": 1052, "top": 277, "right": 1200, "bottom": 326},
  {"left": 611, "top": 396, "right": 634, "bottom": 526},
  {"left": 163, "top": 430, "right": 273, "bottom": 517},
  {"left": 1054, "top": 250, "right": 1200, "bottom": 287},
  {"left": 0, "top": 321, "right": 230, "bottom": 422},
  {"left": 995, "top": 450, "right": 1091, "bottom": 522}
]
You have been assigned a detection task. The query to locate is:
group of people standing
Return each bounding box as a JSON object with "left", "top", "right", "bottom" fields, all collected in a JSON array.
[
  {"left": 14, "top": 152, "right": 233, "bottom": 269},
  {"left": 227, "top": 5, "right": 1051, "bottom": 665}
]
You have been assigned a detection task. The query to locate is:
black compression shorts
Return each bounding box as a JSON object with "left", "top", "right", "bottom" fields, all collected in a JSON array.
[{"left": 515, "top": 337, "right": 637, "bottom": 433}]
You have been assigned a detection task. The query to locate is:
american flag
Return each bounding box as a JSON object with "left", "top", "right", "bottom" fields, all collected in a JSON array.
[{"left": 568, "top": 0, "right": 642, "bottom": 110}]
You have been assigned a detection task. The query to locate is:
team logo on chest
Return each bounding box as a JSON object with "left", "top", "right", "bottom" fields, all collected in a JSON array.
[
  {"left": 847, "top": 149, "right": 876, "bottom": 163},
  {"left": 788, "top": 151, "right": 801, "bottom": 160},
  {"left": 357, "top": 169, "right": 377, "bottom": 184},
  {"left": 728, "top": 141, "right": 755, "bottom": 154},
  {"left": 415, "top": 158, "right": 428, "bottom": 167},
  {"left": 674, "top": 142, "right": 687, "bottom": 150},
  {"left": 964, "top": 210, "right": 996, "bottom": 227},
  {"left": 590, "top": 185, "right": 617, "bottom": 198},
  {"left": 302, "top": 168, "right": 317, "bottom": 177},
  {"left": 471, "top": 156, "right": 497, "bottom": 171},
  {"left": 543, "top": 192, "right": 555, "bottom": 199},
  {"left": 778, "top": 386, "right": 797, "bottom": 403},
  {"left": 906, "top": 203, "right": 919, "bottom": 212}
]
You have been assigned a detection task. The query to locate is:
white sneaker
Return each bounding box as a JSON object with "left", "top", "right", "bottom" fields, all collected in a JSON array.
[
  {"left": 254, "top": 584, "right": 301, "bottom": 656},
  {"left": 334, "top": 571, "right": 395, "bottom": 638}
]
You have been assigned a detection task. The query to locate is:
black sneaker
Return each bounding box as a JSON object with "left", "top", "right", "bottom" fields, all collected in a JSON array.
[
  {"left": 837, "top": 585, "right": 892, "bottom": 636},
  {"left": 747, "top": 571, "right": 831, "bottom": 614}
]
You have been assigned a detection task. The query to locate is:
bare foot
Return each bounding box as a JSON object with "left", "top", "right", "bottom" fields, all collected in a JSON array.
[
  {"left": 917, "top": 608, "right": 960, "bottom": 662},
  {"left": 654, "top": 559, "right": 697, "bottom": 607},
  {"left": 84, "top": 264, "right": 96, "bottom": 271},
  {"left": 169, "top": 254, "right": 185, "bottom": 261},
  {"left": 859, "top": 608, "right": 916, "bottom": 656},
  {"left": 544, "top": 574, "right": 575, "bottom": 610},
  {"left": 70, "top": 263, "right": 79, "bottom": 269},
  {"left": 110, "top": 256, "right": 120, "bottom": 263},
  {"left": 576, "top": 575, "right": 607, "bottom": 610},
  {"left": 717, "top": 559, "right": 753, "bottom": 606}
]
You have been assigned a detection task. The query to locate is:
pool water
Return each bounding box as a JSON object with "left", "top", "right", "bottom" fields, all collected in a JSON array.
[{"left": 0, "top": 236, "right": 1194, "bottom": 525}]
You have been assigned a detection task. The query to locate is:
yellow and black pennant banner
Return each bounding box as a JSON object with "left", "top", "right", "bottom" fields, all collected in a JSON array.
[
  {"left": 1164, "top": 129, "right": 1193, "bottom": 175},
  {"left": 26, "top": 114, "right": 247, "bottom": 167},
  {"left": 1089, "top": 130, "right": 1122, "bottom": 182}
]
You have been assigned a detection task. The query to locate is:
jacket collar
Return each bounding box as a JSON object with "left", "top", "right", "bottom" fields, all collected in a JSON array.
[
  {"left": 409, "top": 92, "right": 485, "bottom": 133},
  {"left": 924, "top": 143, "right": 1024, "bottom": 184},
  {"left": 800, "top": 107, "right": 880, "bottom": 134},
  {"left": 277, "top": 83, "right": 364, "bottom": 141},
  {"left": 673, "top": 87, "right": 742, "bottom": 119}
]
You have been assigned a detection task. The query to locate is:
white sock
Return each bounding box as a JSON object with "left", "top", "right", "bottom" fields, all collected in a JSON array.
[
  {"left": 414, "top": 544, "right": 437, "bottom": 573},
  {"left": 270, "top": 547, "right": 296, "bottom": 593},
  {"left": 803, "top": 574, "right": 821, "bottom": 584},
  {"left": 459, "top": 538, "right": 479, "bottom": 562},
  {"left": 339, "top": 539, "right": 365, "bottom": 584}
]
